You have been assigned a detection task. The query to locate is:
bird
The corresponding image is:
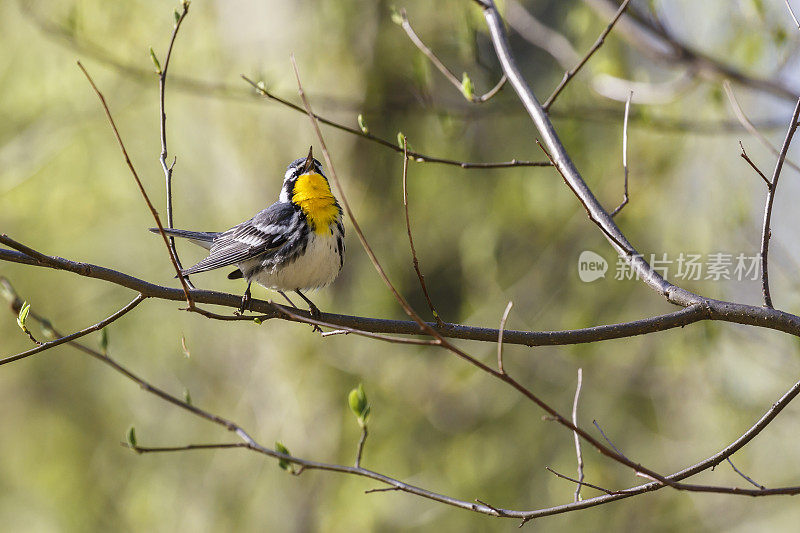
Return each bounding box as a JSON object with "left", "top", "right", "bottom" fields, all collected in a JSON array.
[{"left": 150, "top": 147, "right": 344, "bottom": 317}]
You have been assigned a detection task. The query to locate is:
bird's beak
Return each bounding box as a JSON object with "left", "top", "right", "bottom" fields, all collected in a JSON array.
[{"left": 302, "top": 146, "right": 314, "bottom": 173}]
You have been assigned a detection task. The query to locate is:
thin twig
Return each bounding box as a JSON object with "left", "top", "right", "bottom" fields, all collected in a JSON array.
[
  {"left": 126, "top": 443, "right": 248, "bottom": 453},
  {"left": 398, "top": 8, "right": 506, "bottom": 103},
  {"left": 786, "top": 0, "right": 800, "bottom": 30},
  {"left": 497, "top": 301, "right": 513, "bottom": 374},
  {"left": 726, "top": 457, "right": 766, "bottom": 490},
  {"left": 542, "top": 0, "right": 632, "bottom": 111},
  {"left": 739, "top": 141, "right": 771, "bottom": 188},
  {"left": 572, "top": 368, "right": 585, "bottom": 502},
  {"left": 723, "top": 81, "right": 800, "bottom": 175},
  {"left": 364, "top": 487, "right": 402, "bottom": 494},
  {"left": 536, "top": 142, "right": 634, "bottom": 256},
  {"left": 592, "top": 420, "right": 630, "bottom": 462},
  {"left": 289, "top": 57, "right": 437, "bottom": 337},
  {"left": 157, "top": 0, "right": 193, "bottom": 288},
  {"left": 355, "top": 426, "right": 368, "bottom": 468},
  {"left": 761, "top": 97, "right": 800, "bottom": 308},
  {"left": 544, "top": 467, "right": 616, "bottom": 495},
  {"left": 76, "top": 62, "right": 194, "bottom": 308},
  {"left": 475, "top": 499, "right": 502, "bottom": 516},
  {"left": 401, "top": 138, "right": 443, "bottom": 326},
  {"left": 0, "top": 294, "right": 145, "bottom": 366},
  {"left": 610, "top": 91, "right": 632, "bottom": 217},
  {"left": 241, "top": 76, "right": 546, "bottom": 169}
]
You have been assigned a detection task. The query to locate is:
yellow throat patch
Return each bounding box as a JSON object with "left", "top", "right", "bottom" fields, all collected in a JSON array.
[{"left": 292, "top": 172, "right": 339, "bottom": 234}]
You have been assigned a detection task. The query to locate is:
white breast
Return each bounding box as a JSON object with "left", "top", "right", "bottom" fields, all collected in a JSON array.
[{"left": 242, "top": 231, "right": 342, "bottom": 291}]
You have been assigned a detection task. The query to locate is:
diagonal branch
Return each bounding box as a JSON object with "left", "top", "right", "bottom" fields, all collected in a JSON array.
[
  {"left": 76, "top": 61, "right": 195, "bottom": 309},
  {"left": 1, "top": 294, "right": 145, "bottom": 366},
  {"left": 542, "top": 0, "right": 632, "bottom": 111},
  {"left": 401, "top": 138, "right": 443, "bottom": 325},
  {"left": 397, "top": 8, "right": 506, "bottom": 103},
  {"left": 477, "top": 0, "right": 700, "bottom": 309},
  {"left": 241, "top": 76, "right": 545, "bottom": 169},
  {"left": 723, "top": 81, "right": 800, "bottom": 175}
]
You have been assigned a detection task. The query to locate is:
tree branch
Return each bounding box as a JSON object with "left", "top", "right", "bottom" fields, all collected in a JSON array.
[
  {"left": 542, "top": 0, "right": 632, "bottom": 111},
  {"left": 157, "top": 0, "right": 192, "bottom": 287},
  {"left": 397, "top": 8, "right": 506, "bottom": 103},
  {"left": 760, "top": 98, "right": 800, "bottom": 308},
  {"left": 241, "top": 75, "right": 546, "bottom": 169},
  {"left": 76, "top": 61, "right": 195, "bottom": 308}
]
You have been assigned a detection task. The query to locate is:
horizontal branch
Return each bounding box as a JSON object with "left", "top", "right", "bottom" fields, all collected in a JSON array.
[{"left": 4, "top": 240, "right": 800, "bottom": 347}]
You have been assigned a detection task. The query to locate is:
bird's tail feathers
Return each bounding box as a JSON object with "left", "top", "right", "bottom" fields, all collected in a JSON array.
[{"left": 148, "top": 228, "right": 217, "bottom": 250}]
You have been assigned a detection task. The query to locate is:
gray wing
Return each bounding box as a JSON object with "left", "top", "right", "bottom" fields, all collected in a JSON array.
[{"left": 181, "top": 202, "right": 297, "bottom": 276}]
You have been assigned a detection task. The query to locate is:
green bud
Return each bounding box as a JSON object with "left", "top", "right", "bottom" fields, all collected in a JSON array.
[
  {"left": 348, "top": 383, "right": 370, "bottom": 427},
  {"left": 461, "top": 72, "right": 474, "bottom": 101},
  {"left": 397, "top": 132, "right": 406, "bottom": 149},
  {"left": 127, "top": 426, "right": 138, "bottom": 450},
  {"left": 149, "top": 47, "right": 162, "bottom": 74},
  {"left": 99, "top": 328, "right": 109, "bottom": 355},
  {"left": 174, "top": 9, "right": 181, "bottom": 24},
  {"left": 389, "top": 6, "right": 404, "bottom": 26},
  {"left": 256, "top": 80, "right": 267, "bottom": 93},
  {"left": 253, "top": 317, "right": 262, "bottom": 325},
  {"left": 357, "top": 114, "right": 369, "bottom": 134},
  {"left": 16, "top": 301, "right": 30, "bottom": 331},
  {"left": 183, "top": 388, "right": 192, "bottom": 405},
  {"left": 275, "top": 441, "right": 294, "bottom": 472}
]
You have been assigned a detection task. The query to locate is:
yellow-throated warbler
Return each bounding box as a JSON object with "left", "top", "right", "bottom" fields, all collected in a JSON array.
[{"left": 151, "top": 147, "right": 344, "bottom": 315}]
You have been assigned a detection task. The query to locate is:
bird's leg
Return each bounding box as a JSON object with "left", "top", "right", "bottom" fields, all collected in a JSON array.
[
  {"left": 295, "top": 290, "right": 321, "bottom": 318},
  {"left": 277, "top": 290, "right": 298, "bottom": 309},
  {"left": 238, "top": 282, "right": 252, "bottom": 314},
  {"left": 295, "top": 290, "right": 323, "bottom": 333}
]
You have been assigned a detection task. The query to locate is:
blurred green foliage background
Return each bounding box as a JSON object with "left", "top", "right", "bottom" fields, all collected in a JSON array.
[{"left": 3, "top": 0, "right": 800, "bottom": 530}]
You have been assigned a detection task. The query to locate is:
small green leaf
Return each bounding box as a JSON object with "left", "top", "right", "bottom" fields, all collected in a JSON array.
[
  {"left": 16, "top": 301, "right": 30, "bottom": 331},
  {"left": 397, "top": 132, "right": 406, "bottom": 149},
  {"left": 275, "top": 441, "right": 294, "bottom": 472},
  {"left": 357, "top": 114, "right": 369, "bottom": 134},
  {"left": 389, "top": 6, "right": 403, "bottom": 26},
  {"left": 253, "top": 317, "right": 262, "bottom": 325},
  {"left": 99, "top": 328, "right": 109, "bottom": 354},
  {"left": 183, "top": 388, "right": 192, "bottom": 405},
  {"left": 461, "top": 72, "right": 474, "bottom": 101},
  {"left": 348, "top": 383, "right": 370, "bottom": 426},
  {"left": 149, "top": 47, "right": 162, "bottom": 74},
  {"left": 127, "top": 426, "right": 138, "bottom": 449},
  {"left": 174, "top": 9, "right": 181, "bottom": 24}
]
